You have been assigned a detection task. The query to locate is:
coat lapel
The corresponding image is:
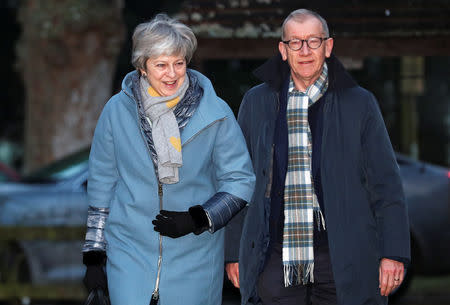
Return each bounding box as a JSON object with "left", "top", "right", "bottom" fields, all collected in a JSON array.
[{"left": 181, "top": 70, "right": 227, "bottom": 146}]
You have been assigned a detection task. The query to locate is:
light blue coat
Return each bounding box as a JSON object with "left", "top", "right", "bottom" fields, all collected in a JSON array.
[{"left": 87, "top": 70, "right": 255, "bottom": 305}]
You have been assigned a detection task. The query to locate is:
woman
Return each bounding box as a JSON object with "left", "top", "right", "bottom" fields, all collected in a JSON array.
[{"left": 81, "top": 14, "right": 255, "bottom": 305}]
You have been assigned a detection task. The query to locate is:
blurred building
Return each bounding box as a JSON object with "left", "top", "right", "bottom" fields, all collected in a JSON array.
[
  {"left": 2, "top": 1, "right": 449, "bottom": 167},
  {"left": 176, "top": 0, "right": 450, "bottom": 166}
]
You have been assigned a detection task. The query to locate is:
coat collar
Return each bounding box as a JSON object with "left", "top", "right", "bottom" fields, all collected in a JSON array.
[
  {"left": 180, "top": 69, "right": 227, "bottom": 146},
  {"left": 121, "top": 70, "right": 137, "bottom": 98},
  {"left": 121, "top": 69, "right": 227, "bottom": 146},
  {"left": 253, "top": 53, "right": 357, "bottom": 92}
]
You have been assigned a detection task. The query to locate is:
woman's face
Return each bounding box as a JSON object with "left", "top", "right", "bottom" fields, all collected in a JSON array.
[{"left": 140, "top": 54, "right": 187, "bottom": 97}]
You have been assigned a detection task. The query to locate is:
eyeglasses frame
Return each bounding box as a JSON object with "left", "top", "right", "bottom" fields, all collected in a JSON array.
[{"left": 282, "top": 37, "right": 330, "bottom": 51}]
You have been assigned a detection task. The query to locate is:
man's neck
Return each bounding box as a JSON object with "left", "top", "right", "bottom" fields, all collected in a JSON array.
[
  {"left": 292, "top": 68, "right": 324, "bottom": 92},
  {"left": 293, "top": 79, "right": 313, "bottom": 93}
]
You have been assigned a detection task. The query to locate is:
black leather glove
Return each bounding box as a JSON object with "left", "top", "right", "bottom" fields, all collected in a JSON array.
[
  {"left": 83, "top": 251, "right": 108, "bottom": 292},
  {"left": 152, "top": 205, "right": 209, "bottom": 238}
]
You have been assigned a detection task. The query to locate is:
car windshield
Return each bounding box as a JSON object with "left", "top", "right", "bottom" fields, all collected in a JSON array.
[{"left": 22, "top": 147, "right": 90, "bottom": 182}]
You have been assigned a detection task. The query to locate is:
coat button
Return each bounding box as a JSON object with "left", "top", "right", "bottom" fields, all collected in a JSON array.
[
  {"left": 251, "top": 241, "right": 255, "bottom": 248},
  {"left": 262, "top": 170, "right": 266, "bottom": 176}
]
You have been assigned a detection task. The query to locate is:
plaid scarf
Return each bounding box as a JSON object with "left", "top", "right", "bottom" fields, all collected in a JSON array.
[{"left": 283, "top": 63, "right": 328, "bottom": 286}]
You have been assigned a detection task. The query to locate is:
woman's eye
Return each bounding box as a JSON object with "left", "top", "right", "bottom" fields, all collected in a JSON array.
[{"left": 156, "top": 64, "right": 165, "bottom": 68}]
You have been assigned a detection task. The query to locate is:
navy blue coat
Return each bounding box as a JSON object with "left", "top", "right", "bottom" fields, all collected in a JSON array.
[{"left": 231, "top": 54, "right": 410, "bottom": 305}]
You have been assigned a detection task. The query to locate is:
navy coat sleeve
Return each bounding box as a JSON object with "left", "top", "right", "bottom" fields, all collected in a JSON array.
[
  {"left": 361, "top": 93, "right": 411, "bottom": 261},
  {"left": 224, "top": 91, "right": 254, "bottom": 263},
  {"left": 225, "top": 206, "right": 248, "bottom": 262}
]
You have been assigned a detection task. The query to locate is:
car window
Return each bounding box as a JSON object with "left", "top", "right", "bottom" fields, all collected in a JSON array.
[
  {"left": 22, "top": 147, "right": 90, "bottom": 182},
  {"left": 49, "top": 161, "right": 88, "bottom": 180}
]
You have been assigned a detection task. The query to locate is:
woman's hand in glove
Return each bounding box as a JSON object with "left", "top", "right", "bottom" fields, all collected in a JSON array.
[
  {"left": 152, "top": 205, "right": 209, "bottom": 238},
  {"left": 82, "top": 251, "right": 108, "bottom": 292}
]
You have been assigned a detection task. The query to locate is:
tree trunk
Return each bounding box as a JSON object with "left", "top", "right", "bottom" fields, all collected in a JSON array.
[{"left": 17, "top": 0, "right": 125, "bottom": 172}]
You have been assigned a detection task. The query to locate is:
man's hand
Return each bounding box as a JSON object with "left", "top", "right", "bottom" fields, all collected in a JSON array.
[
  {"left": 379, "top": 258, "right": 405, "bottom": 296},
  {"left": 225, "top": 262, "right": 240, "bottom": 288}
]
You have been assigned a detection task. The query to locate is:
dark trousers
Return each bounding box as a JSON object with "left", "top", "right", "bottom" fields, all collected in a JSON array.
[{"left": 257, "top": 242, "right": 337, "bottom": 305}]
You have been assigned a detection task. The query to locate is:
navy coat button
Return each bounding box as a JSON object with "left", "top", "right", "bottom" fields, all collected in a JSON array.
[{"left": 251, "top": 241, "right": 255, "bottom": 248}]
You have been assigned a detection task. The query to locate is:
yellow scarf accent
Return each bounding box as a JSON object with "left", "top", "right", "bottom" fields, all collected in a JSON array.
[
  {"left": 147, "top": 87, "right": 180, "bottom": 109},
  {"left": 169, "top": 136, "right": 182, "bottom": 152}
]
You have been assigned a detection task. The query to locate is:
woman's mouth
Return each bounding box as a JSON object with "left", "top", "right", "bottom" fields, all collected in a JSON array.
[{"left": 164, "top": 80, "right": 177, "bottom": 89}]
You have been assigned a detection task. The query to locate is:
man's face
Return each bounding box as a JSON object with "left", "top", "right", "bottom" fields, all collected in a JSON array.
[{"left": 278, "top": 17, "right": 333, "bottom": 91}]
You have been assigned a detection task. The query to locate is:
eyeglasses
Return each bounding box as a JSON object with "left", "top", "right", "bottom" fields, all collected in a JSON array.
[{"left": 282, "top": 37, "right": 330, "bottom": 51}]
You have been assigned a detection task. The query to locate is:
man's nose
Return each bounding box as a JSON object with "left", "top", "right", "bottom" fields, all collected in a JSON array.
[{"left": 299, "top": 42, "right": 311, "bottom": 55}]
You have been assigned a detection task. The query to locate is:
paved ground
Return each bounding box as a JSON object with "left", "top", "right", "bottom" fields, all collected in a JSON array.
[{"left": 1, "top": 275, "right": 449, "bottom": 305}]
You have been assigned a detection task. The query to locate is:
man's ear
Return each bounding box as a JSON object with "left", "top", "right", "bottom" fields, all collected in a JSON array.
[
  {"left": 325, "top": 38, "right": 334, "bottom": 58},
  {"left": 279, "top": 41, "right": 288, "bottom": 61}
]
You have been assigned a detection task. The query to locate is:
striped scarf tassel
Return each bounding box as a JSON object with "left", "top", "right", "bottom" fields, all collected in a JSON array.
[{"left": 283, "top": 262, "right": 315, "bottom": 287}]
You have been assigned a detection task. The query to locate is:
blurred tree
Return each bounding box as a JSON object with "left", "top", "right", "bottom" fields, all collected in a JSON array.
[{"left": 17, "top": 0, "right": 125, "bottom": 172}]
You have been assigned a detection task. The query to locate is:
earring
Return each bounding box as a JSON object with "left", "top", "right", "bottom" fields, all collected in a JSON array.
[{"left": 142, "top": 72, "right": 147, "bottom": 77}]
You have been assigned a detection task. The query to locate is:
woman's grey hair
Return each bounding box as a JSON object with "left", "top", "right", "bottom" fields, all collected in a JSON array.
[
  {"left": 131, "top": 13, "right": 197, "bottom": 71},
  {"left": 281, "top": 9, "right": 329, "bottom": 40}
]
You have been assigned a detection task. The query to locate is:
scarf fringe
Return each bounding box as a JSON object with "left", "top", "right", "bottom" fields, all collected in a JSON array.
[
  {"left": 283, "top": 262, "right": 315, "bottom": 287},
  {"left": 315, "top": 209, "right": 326, "bottom": 231}
]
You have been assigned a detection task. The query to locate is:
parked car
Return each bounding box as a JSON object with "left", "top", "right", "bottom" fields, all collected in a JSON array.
[
  {"left": 0, "top": 148, "right": 448, "bottom": 287},
  {"left": 0, "top": 148, "right": 89, "bottom": 284},
  {"left": 0, "top": 161, "right": 20, "bottom": 182},
  {"left": 396, "top": 153, "right": 450, "bottom": 275}
]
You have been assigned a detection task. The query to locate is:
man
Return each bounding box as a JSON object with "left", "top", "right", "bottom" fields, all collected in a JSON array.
[{"left": 225, "top": 9, "right": 410, "bottom": 305}]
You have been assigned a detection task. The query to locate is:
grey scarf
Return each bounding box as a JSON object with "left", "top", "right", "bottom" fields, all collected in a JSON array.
[{"left": 139, "top": 76, "right": 189, "bottom": 184}]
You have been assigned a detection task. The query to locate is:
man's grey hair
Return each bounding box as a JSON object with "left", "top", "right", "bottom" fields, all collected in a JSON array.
[
  {"left": 281, "top": 9, "right": 329, "bottom": 40},
  {"left": 131, "top": 13, "right": 197, "bottom": 71}
]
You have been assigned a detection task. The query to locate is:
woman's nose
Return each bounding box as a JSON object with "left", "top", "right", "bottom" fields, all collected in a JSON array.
[{"left": 167, "top": 65, "right": 176, "bottom": 77}]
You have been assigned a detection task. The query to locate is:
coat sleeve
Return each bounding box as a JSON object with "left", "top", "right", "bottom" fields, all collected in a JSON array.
[
  {"left": 212, "top": 101, "right": 255, "bottom": 200},
  {"left": 361, "top": 93, "right": 411, "bottom": 261},
  {"left": 224, "top": 93, "right": 254, "bottom": 261},
  {"left": 201, "top": 100, "right": 255, "bottom": 233},
  {"left": 83, "top": 100, "right": 119, "bottom": 252},
  {"left": 225, "top": 206, "right": 248, "bottom": 262},
  {"left": 87, "top": 101, "right": 119, "bottom": 209}
]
